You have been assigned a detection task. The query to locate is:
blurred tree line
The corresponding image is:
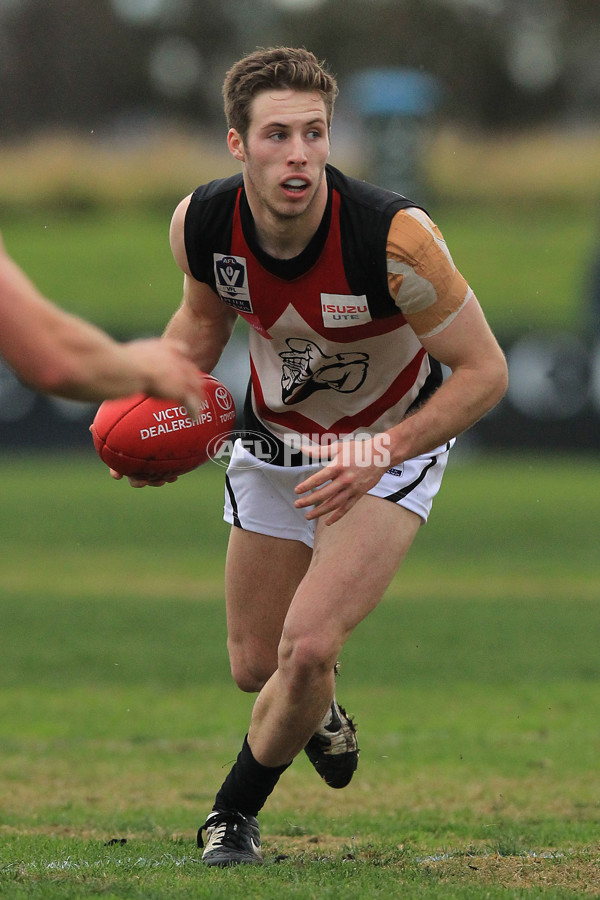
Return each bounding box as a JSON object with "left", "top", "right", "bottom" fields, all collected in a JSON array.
[{"left": 0, "top": 0, "right": 598, "bottom": 140}]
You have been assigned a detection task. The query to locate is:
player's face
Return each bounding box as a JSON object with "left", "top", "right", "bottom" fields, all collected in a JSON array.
[{"left": 228, "top": 88, "right": 330, "bottom": 225}]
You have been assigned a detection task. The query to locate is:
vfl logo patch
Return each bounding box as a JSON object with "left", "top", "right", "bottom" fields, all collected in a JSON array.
[
  {"left": 321, "top": 293, "right": 371, "bottom": 328},
  {"left": 279, "top": 338, "right": 369, "bottom": 405},
  {"left": 214, "top": 254, "right": 253, "bottom": 313}
]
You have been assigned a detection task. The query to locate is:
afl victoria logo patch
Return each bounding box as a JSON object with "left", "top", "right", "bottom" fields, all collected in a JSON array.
[{"left": 214, "top": 254, "right": 253, "bottom": 313}]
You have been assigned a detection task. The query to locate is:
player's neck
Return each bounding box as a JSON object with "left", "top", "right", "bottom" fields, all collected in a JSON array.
[
  {"left": 248, "top": 181, "right": 328, "bottom": 260},
  {"left": 254, "top": 222, "right": 314, "bottom": 260}
]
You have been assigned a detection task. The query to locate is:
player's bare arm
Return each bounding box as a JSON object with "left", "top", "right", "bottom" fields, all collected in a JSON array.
[
  {"left": 165, "top": 196, "right": 238, "bottom": 372},
  {"left": 385, "top": 293, "right": 508, "bottom": 463},
  {"left": 294, "top": 294, "right": 508, "bottom": 525},
  {"left": 0, "top": 234, "right": 204, "bottom": 406}
]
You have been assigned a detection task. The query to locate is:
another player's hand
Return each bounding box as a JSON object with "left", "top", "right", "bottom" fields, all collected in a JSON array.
[
  {"left": 124, "top": 337, "right": 206, "bottom": 419},
  {"left": 109, "top": 469, "right": 180, "bottom": 488},
  {"left": 293, "top": 435, "right": 391, "bottom": 526}
]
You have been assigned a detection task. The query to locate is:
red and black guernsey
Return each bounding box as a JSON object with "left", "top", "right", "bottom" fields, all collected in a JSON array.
[{"left": 184, "top": 164, "right": 442, "bottom": 464}]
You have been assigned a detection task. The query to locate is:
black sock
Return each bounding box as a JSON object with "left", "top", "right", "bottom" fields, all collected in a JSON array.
[{"left": 213, "top": 735, "right": 291, "bottom": 818}]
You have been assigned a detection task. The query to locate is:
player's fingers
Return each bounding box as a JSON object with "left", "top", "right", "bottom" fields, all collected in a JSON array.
[
  {"left": 294, "top": 484, "right": 327, "bottom": 508},
  {"left": 183, "top": 392, "right": 202, "bottom": 420},
  {"left": 323, "top": 501, "right": 355, "bottom": 526},
  {"left": 132, "top": 474, "right": 179, "bottom": 488},
  {"left": 296, "top": 473, "right": 347, "bottom": 511},
  {"left": 294, "top": 466, "right": 338, "bottom": 501},
  {"left": 303, "top": 485, "right": 354, "bottom": 523},
  {"left": 109, "top": 468, "right": 123, "bottom": 480}
]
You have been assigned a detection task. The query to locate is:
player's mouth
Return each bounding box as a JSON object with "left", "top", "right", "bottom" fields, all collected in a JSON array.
[{"left": 280, "top": 176, "right": 310, "bottom": 197}]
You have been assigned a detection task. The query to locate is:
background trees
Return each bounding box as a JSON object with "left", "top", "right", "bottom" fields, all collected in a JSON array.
[{"left": 0, "top": 0, "right": 598, "bottom": 140}]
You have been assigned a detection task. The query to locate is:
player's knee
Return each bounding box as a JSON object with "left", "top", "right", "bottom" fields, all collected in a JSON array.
[
  {"left": 228, "top": 642, "right": 275, "bottom": 693},
  {"left": 278, "top": 631, "right": 337, "bottom": 687},
  {"left": 231, "top": 667, "right": 263, "bottom": 693}
]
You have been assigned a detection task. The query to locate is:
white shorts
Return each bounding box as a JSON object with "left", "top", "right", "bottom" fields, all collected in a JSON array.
[{"left": 223, "top": 439, "right": 454, "bottom": 549}]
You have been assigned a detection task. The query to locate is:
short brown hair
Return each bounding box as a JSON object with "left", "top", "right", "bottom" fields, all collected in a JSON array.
[{"left": 223, "top": 47, "right": 338, "bottom": 141}]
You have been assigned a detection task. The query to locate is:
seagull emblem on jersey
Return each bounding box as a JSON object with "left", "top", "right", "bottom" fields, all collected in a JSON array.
[{"left": 279, "top": 338, "right": 369, "bottom": 405}]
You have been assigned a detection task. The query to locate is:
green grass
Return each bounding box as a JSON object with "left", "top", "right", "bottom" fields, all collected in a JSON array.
[
  {"left": 435, "top": 201, "right": 597, "bottom": 337},
  {"left": 2, "top": 199, "right": 596, "bottom": 337},
  {"left": 1, "top": 210, "right": 181, "bottom": 335},
  {"left": 1, "top": 451, "right": 600, "bottom": 896}
]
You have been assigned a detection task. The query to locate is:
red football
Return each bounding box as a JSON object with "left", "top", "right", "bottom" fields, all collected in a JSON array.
[{"left": 90, "top": 373, "right": 236, "bottom": 479}]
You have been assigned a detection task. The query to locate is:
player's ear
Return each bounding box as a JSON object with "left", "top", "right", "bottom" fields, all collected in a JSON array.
[{"left": 227, "top": 129, "right": 245, "bottom": 162}]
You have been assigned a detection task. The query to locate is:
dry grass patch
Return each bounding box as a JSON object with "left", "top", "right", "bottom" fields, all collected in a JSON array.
[
  {"left": 1, "top": 124, "right": 599, "bottom": 210},
  {"left": 0, "top": 130, "right": 237, "bottom": 209},
  {"left": 428, "top": 125, "right": 600, "bottom": 203},
  {"left": 423, "top": 849, "right": 600, "bottom": 894}
]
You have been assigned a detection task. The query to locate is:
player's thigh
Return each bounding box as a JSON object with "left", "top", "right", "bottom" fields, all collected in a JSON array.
[
  {"left": 225, "top": 525, "right": 312, "bottom": 684},
  {"left": 282, "top": 495, "right": 421, "bottom": 655}
]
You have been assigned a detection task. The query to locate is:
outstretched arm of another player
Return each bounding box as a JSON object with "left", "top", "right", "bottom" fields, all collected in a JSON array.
[
  {"left": 295, "top": 294, "right": 508, "bottom": 524},
  {"left": 0, "top": 234, "right": 205, "bottom": 412}
]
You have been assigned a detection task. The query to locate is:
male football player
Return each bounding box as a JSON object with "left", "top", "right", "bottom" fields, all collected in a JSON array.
[{"left": 118, "top": 46, "right": 508, "bottom": 865}]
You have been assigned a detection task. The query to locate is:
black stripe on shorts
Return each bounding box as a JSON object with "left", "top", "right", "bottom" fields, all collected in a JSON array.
[
  {"left": 381, "top": 442, "right": 450, "bottom": 504},
  {"left": 225, "top": 473, "right": 242, "bottom": 528}
]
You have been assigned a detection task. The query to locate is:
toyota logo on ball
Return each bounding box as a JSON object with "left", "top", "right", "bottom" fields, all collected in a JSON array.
[{"left": 214, "top": 386, "right": 233, "bottom": 410}]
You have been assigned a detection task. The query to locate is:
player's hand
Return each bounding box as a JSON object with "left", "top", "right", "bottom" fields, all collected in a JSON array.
[
  {"left": 124, "top": 338, "right": 205, "bottom": 419},
  {"left": 109, "top": 469, "right": 179, "bottom": 488},
  {"left": 293, "top": 436, "right": 391, "bottom": 526}
]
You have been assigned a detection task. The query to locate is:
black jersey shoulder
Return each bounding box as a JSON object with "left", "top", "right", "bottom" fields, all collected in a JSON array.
[
  {"left": 326, "top": 164, "right": 418, "bottom": 215},
  {"left": 184, "top": 174, "right": 243, "bottom": 286},
  {"left": 326, "top": 164, "right": 425, "bottom": 316}
]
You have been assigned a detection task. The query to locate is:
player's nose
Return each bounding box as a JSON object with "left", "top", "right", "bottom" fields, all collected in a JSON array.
[{"left": 286, "top": 134, "right": 308, "bottom": 165}]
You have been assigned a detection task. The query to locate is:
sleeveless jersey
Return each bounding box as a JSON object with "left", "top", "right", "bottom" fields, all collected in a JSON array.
[{"left": 184, "top": 164, "right": 447, "bottom": 461}]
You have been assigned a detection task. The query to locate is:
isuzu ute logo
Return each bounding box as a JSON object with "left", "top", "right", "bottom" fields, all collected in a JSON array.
[{"left": 321, "top": 292, "right": 371, "bottom": 328}]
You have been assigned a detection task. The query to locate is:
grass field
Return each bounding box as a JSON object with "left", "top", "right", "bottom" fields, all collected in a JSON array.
[
  {"left": 1, "top": 450, "right": 600, "bottom": 898},
  {"left": 2, "top": 125, "right": 600, "bottom": 896}
]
